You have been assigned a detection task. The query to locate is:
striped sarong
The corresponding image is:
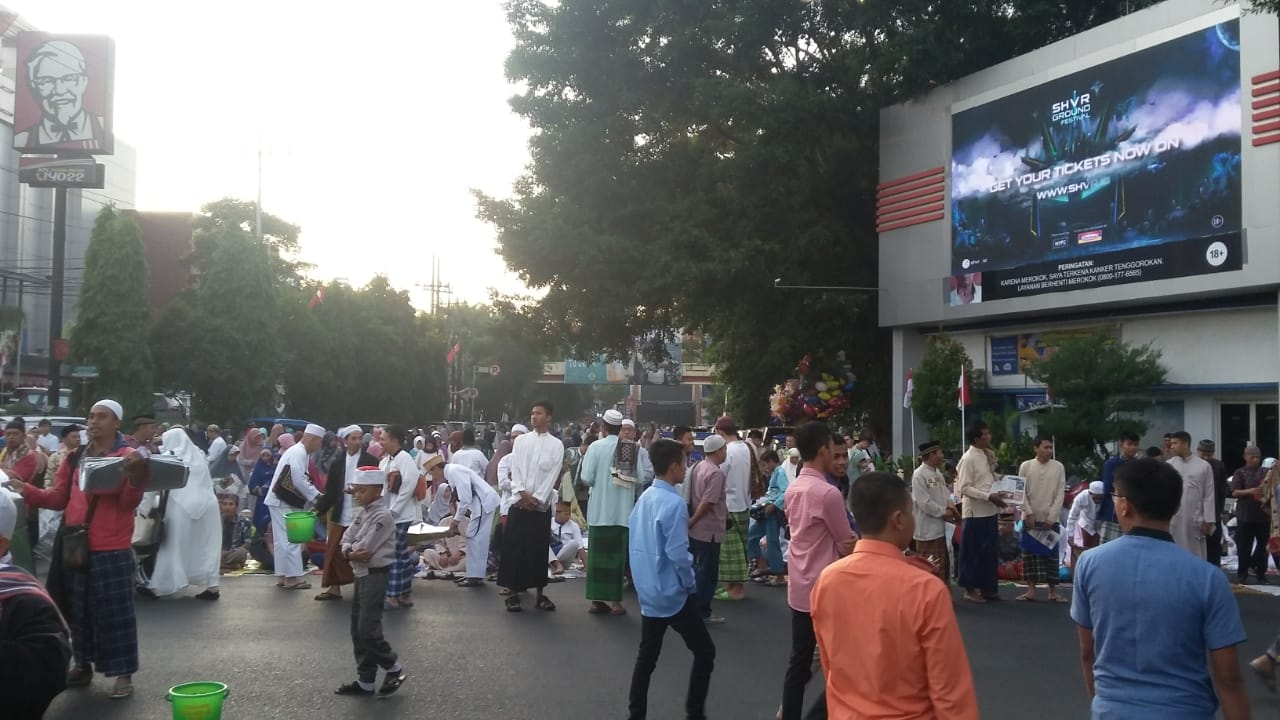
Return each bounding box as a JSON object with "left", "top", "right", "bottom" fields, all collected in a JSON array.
[
  {"left": 585, "top": 525, "right": 628, "bottom": 602},
  {"left": 385, "top": 522, "right": 413, "bottom": 599},
  {"left": 717, "top": 511, "right": 750, "bottom": 583},
  {"left": 67, "top": 549, "right": 138, "bottom": 677}
]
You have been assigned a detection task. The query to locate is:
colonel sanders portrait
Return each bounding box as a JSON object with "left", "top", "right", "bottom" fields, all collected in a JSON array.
[{"left": 14, "top": 40, "right": 108, "bottom": 153}]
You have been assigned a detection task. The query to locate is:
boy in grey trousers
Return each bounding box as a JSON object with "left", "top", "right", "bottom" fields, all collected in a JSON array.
[{"left": 335, "top": 467, "right": 408, "bottom": 697}]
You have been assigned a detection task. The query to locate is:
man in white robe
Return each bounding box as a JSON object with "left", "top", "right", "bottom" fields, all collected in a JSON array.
[
  {"left": 425, "top": 456, "right": 498, "bottom": 587},
  {"left": 1166, "top": 431, "right": 1216, "bottom": 561},
  {"left": 264, "top": 423, "right": 325, "bottom": 589},
  {"left": 449, "top": 429, "right": 489, "bottom": 478}
]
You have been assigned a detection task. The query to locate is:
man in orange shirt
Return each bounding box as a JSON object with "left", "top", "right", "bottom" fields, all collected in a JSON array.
[{"left": 811, "top": 472, "right": 980, "bottom": 719}]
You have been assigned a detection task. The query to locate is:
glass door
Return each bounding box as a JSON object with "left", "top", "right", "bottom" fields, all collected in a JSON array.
[{"left": 1219, "top": 402, "right": 1280, "bottom": 476}]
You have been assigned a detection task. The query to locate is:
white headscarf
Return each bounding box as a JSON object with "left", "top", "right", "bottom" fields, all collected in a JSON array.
[{"left": 161, "top": 427, "right": 218, "bottom": 520}]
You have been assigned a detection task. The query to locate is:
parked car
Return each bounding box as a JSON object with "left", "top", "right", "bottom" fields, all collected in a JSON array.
[{"left": 0, "top": 415, "right": 85, "bottom": 439}]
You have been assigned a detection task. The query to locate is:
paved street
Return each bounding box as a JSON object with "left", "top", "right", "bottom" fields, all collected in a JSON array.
[{"left": 48, "top": 573, "right": 1279, "bottom": 719}]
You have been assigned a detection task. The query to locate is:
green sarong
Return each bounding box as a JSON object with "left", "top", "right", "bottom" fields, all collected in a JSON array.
[
  {"left": 586, "top": 525, "right": 629, "bottom": 602},
  {"left": 718, "top": 511, "right": 750, "bottom": 583}
]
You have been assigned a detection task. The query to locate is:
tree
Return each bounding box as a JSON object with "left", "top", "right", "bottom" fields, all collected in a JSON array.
[
  {"left": 913, "top": 334, "right": 973, "bottom": 451},
  {"left": 69, "top": 207, "right": 153, "bottom": 421},
  {"left": 1024, "top": 328, "right": 1167, "bottom": 478},
  {"left": 1248, "top": 1, "right": 1279, "bottom": 14},
  {"left": 478, "top": 0, "right": 1166, "bottom": 435}
]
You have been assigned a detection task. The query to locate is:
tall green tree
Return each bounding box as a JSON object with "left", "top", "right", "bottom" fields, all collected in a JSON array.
[
  {"left": 69, "top": 207, "right": 153, "bottom": 420},
  {"left": 478, "top": 0, "right": 1165, "bottom": 435},
  {"left": 1025, "top": 328, "right": 1167, "bottom": 478},
  {"left": 913, "top": 334, "right": 974, "bottom": 451}
]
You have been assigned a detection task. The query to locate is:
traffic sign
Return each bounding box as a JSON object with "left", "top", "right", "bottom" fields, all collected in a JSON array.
[
  {"left": 489, "top": 365, "right": 500, "bottom": 377},
  {"left": 70, "top": 365, "right": 99, "bottom": 379}
]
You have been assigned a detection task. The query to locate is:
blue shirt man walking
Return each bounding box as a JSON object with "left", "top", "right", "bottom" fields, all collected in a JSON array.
[{"left": 627, "top": 439, "right": 716, "bottom": 720}]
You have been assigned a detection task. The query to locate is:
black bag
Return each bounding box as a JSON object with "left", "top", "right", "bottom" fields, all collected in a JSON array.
[
  {"left": 272, "top": 464, "right": 308, "bottom": 508},
  {"left": 61, "top": 496, "right": 100, "bottom": 572}
]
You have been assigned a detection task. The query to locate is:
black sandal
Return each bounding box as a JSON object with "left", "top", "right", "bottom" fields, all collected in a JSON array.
[
  {"left": 536, "top": 595, "right": 556, "bottom": 611},
  {"left": 505, "top": 594, "right": 523, "bottom": 612}
]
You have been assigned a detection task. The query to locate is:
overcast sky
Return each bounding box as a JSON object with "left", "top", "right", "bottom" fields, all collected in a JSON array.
[{"left": 27, "top": 1, "right": 533, "bottom": 306}]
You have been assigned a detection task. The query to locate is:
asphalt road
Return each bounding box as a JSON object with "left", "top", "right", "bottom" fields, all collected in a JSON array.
[{"left": 46, "top": 573, "right": 1280, "bottom": 720}]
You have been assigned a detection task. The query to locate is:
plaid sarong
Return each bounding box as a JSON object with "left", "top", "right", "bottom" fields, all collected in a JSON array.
[
  {"left": 67, "top": 549, "right": 138, "bottom": 677},
  {"left": 385, "top": 522, "right": 413, "bottom": 599},
  {"left": 585, "top": 525, "right": 628, "bottom": 602},
  {"left": 911, "top": 537, "right": 950, "bottom": 585},
  {"left": 718, "top": 511, "right": 750, "bottom": 583},
  {"left": 1021, "top": 550, "right": 1059, "bottom": 585},
  {"left": 1099, "top": 521, "right": 1123, "bottom": 544}
]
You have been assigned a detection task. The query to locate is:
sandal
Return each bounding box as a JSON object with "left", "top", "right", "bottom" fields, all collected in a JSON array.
[
  {"left": 67, "top": 667, "right": 93, "bottom": 688},
  {"left": 281, "top": 582, "right": 312, "bottom": 590},
  {"left": 195, "top": 589, "right": 221, "bottom": 601},
  {"left": 1015, "top": 594, "right": 1036, "bottom": 602},
  {"left": 108, "top": 680, "right": 134, "bottom": 699},
  {"left": 609, "top": 605, "right": 627, "bottom": 616},
  {"left": 765, "top": 576, "right": 787, "bottom": 587},
  {"left": 1047, "top": 595, "right": 1068, "bottom": 604},
  {"left": 457, "top": 578, "right": 485, "bottom": 588},
  {"left": 383, "top": 599, "right": 401, "bottom": 610},
  {"left": 963, "top": 593, "right": 987, "bottom": 604},
  {"left": 498, "top": 587, "right": 513, "bottom": 596},
  {"left": 536, "top": 595, "right": 556, "bottom": 611},
  {"left": 314, "top": 592, "right": 342, "bottom": 601},
  {"left": 505, "top": 595, "right": 523, "bottom": 612},
  {"left": 398, "top": 596, "right": 415, "bottom": 608},
  {"left": 588, "top": 601, "right": 610, "bottom": 614}
]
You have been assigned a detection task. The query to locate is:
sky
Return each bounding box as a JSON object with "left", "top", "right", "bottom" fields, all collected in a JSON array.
[{"left": 25, "top": 1, "right": 534, "bottom": 307}]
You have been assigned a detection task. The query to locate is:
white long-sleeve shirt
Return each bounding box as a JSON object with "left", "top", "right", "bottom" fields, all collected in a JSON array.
[
  {"left": 496, "top": 452, "right": 516, "bottom": 515},
  {"left": 510, "top": 430, "right": 564, "bottom": 510},
  {"left": 445, "top": 463, "right": 499, "bottom": 522},
  {"left": 911, "top": 463, "right": 949, "bottom": 541},
  {"left": 449, "top": 447, "right": 489, "bottom": 479},
  {"left": 206, "top": 436, "right": 228, "bottom": 466},
  {"left": 956, "top": 445, "right": 999, "bottom": 518},
  {"left": 381, "top": 449, "right": 423, "bottom": 525},
  {"left": 263, "top": 443, "right": 320, "bottom": 508},
  {"left": 1066, "top": 491, "right": 1099, "bottom": 546}
]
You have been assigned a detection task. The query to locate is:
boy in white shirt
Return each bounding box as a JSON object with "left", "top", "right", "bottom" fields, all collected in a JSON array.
[{"left": 548, "top": 501, "right": 586, "bottom": 574}]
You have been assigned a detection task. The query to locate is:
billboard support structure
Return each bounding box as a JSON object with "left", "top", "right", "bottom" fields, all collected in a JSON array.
[{"left": 48, "top": 185, "right": 67, "bottom": 403}]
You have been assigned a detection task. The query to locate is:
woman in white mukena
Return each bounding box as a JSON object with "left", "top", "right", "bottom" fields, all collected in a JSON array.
[{"left": 144, "top": 428, "right": 222, "bottom": 599}]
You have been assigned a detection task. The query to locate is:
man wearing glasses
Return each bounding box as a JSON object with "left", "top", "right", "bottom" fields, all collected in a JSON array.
[{"left": 15, "top": 40, "right": 108, "bottom": 152}]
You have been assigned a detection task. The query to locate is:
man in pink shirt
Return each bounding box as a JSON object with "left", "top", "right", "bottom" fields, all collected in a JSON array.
[{"left": 779, "top": 421, "right": 856, "bottom": 720}]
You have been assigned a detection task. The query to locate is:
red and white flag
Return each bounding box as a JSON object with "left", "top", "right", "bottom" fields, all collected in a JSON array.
[
  {"left": 957, "top": 368, "right": 970, "bottom": 409},
  {"left": 308, "top": 286, "right": 325, "bottom": 309},
  {"left": 903, "top": 369, "right": 914, "bottom": 409},
  {"left": 445, "top": 341, "right": 460, "bottom": 365}
]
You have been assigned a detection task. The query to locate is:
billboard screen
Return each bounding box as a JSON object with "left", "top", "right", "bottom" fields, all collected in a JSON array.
[
  {"left": 13, "top": 33, "right": 115, "bottom": 155},
  {"left": 949, "top": 20, "right": 1242, "bottom": 306}
]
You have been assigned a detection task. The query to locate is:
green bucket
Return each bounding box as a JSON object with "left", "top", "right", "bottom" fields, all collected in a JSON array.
[
  {"left": 166, "top": 681, "right": 229, "bottom": 720},
  {"left": 284, "top": 511, "right": 317, "bottom": 543}
]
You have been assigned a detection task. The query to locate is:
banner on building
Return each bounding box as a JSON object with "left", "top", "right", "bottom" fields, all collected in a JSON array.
[
  {"left": 989, "top": 327, "right": 1114, "bottom": 376},
  {"left": 949, "top": 20, "right": 1241, "bottom": 306}
]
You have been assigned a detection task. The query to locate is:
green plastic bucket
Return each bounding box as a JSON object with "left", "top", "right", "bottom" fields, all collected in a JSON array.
[
  {"left": 166, "top": 681, "right": 229, "bottom": 720},
  {"left": 284, "top": 511, "right": 317, "bottom": 543}
]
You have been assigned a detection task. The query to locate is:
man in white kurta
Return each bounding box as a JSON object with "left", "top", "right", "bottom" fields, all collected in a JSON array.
[
  {"left": 379, "top": 425, "right": 423, "bottom": 607},
  {"left": 449, "top": 430, "right": 489, "bottom": 478},
  {"left": 500, "top": 402, "right": 565, "bottom": 611},
  {"left": 264, "top": 423, "right": 325, "bottom": 588},
  {"left": 1166, "top": 432, "right": 1216, "bottom": 561},
  {"left": 911, "top": 441, "right": 954, "bottom": 584},
  {"left": 428, "top": 457, "right": 498, "bottom": 586},
  {"left": 1017, "top": 437, "right": 1067, "bottom": 601}
]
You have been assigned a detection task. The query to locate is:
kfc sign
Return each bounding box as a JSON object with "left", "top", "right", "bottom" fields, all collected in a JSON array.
[{"left": 13, "top": 33, "right": 115, "bottom": 155}]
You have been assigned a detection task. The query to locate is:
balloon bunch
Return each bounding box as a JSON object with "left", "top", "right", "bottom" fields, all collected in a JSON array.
[{"left": 769, "top": 352, "right": 857, "bottom": 424}]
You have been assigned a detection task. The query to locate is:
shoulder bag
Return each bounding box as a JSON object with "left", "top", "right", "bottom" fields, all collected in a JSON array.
[
  {"left": 272, "top": 463, "right": 308, "bottom": 508},
  {"left": 131, "top": 491, "right": 170, "bottom": 552}
]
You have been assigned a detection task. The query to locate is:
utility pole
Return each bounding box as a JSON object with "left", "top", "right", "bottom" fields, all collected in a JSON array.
[
  {"left": 416, "top": 256, "right": 452, "bottom": 315},
  {"left": 255, "top": 139, "right": 263, "bottom": 242},
  {"left": 47, "top": 187, "right": 67, "bottom": 404}
]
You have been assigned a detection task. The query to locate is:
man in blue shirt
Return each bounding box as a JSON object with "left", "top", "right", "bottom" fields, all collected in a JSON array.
[
  {"left": 1096, "top": 431, "right": 1140, "bottom": 544},
  {"left": 1071, "top": 457, "right": 1250, "bottom": 719},
  {"left": 627, "top": 439, "right": 716, "bottom": 720}
]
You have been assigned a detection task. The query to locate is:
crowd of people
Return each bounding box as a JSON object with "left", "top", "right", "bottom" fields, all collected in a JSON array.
[{"left": 3, "top": 396, "right": 1280, "bottom": 717}]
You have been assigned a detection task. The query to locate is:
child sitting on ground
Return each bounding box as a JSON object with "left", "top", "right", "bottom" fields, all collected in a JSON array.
[
  {"left": 336, "top": 467, "right": 408, "bottom": 697},
  {"left": 548, "top": 500, "right": 586, "bottom": 575}
]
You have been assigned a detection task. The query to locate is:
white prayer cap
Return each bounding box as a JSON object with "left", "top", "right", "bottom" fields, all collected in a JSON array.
[
  {"left": 338, "top": 424, "right": 362, "bottom": 439},
  {"left": 703, "top": 435, "right": 727, "bottom": 454},
  {"left": 1088, "top": 481, "right": 1105, "bottom": 495},
  {"left": 92, "top": 399, "right": 123, "bottom": 420},
  {"left": 303, "top": 423, "right": 326, "bottom": 438},
  {"left": 602, "top": 409, "right": 624, "bottom": 426},
  {"left": 1265, "top": 457, "right": 1276, "bottom": 470},
  {"left": 510, "top": 424, "right": 529, "bottom": 436},
  {"left": 0, "top": 487, "right": 16, "bottom": 540},
  {"left": 352, "top": 467, "right": 386, "bottom": 486},
  {"left": 621, "top": 419, "right": 637, "bottom": 429}
]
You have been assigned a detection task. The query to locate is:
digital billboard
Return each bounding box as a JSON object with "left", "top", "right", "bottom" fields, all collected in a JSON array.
[{"left": 949, "top": 20, "right": 1242, "bottom": 305}]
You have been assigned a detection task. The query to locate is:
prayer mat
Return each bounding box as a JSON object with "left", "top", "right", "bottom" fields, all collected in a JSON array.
[
  {"left": 585, "top": 525, "right": 628, "bottom": 602},
  {"left": 717, "top": 511, "right": 750, "bottom": 583}
]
